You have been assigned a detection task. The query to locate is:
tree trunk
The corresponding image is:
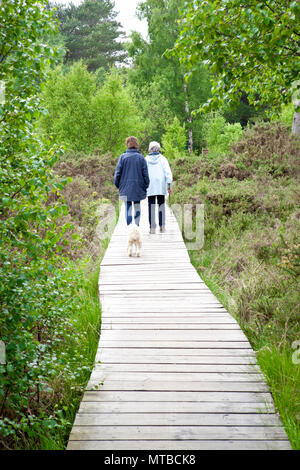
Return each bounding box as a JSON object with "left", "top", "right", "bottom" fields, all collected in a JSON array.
[
  {"left": 292, "top": 100, "right": 300, "bottom": 137},
  {"left": 183, "top": 82, "right": 193, "bottom": 153}
]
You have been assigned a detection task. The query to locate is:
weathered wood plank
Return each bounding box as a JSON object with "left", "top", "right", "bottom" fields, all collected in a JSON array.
[
  {"left": 81, "top": 390, "right": 274, "bottom": 403},
  {"left": 100, "top": 323, "right": 241, "bottom": 330},
  {"left": 93, "top": 363, "right": 259, "bottom": 372},
  {"left": 67, "top": 440, "right": 291, "bottom": 450},
  {"left": 95, "top": 355, "right": 256, "bottom": 365},
  {"left": 78, "top": 401, "right": 273, "bottom": 414},
  {"left": 97, "top": 347, "right": 255, "bottom": 356},
  {"left": 68, "top": 425, "right": 288, "bottom": 441},
  {"left": 86, "top": 380, "right": 269, "bottom": 392},
  {"left": 99, "top": 329, "right": 248, "bottom": 341},
  {"left": 89, "top": 370, "right": 263, "bottom": 382},
  {"left": 101, "top": 315, "right": 237, "bottom": 322},
  {"left": 98, "top": 341, "right": 252, "bottom": 349},
  {"left": 73, "top": 413, "right": 280, "bottom": 426}
]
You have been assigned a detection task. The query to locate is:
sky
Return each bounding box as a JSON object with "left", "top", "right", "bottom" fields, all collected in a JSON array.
[{"left": 54, "top": 0, "right": 148, "bottom": 39}]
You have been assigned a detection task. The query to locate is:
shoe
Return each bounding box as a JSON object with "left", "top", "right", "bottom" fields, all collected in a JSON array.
[
  {"left": 150, "top": 228, "right": 156, "bottom": 234},
  {"left": 160, "top": 226, "right": 166, "bottom": 233}
]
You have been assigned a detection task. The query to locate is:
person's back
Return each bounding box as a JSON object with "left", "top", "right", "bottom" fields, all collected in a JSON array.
[
  {"left": 145, "top": 141, "right": 172, "bottom": 233},
  {"left": 114, "top": 136, "right": 149, "bottom": 226},
  {"left": 146, "top": 152, "right": 171, "bottom": 198},
  {"left": 116, "top": 148, "right": 149, "bottom": 202}
]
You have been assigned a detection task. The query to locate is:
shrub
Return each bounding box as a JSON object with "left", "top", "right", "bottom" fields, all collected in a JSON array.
[
  {"left": 161, "top": 117, "right": 186, "bottom": 160},
  {"left": 38, "top": 64, "right": 143, "bottom": 155},
  {"left": 202, "top": 112, "right": 244, "bottom": 155}
]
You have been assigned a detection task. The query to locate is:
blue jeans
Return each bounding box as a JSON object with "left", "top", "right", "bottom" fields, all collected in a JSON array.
[{"left": 126, "top": 201, "right": 141, "bottom": 226}]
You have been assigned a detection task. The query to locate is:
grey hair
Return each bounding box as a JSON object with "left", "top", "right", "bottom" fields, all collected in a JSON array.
[{"left": 148, "top": 141, "right": 161, "bottom": 153}]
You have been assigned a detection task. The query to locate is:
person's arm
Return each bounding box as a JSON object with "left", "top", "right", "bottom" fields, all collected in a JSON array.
[
  {"left": 142, "top": 158, "right": 150, "bottom": 189},
  {"left": 114, "top": 155, "right": 123, "bottom": 188},
  {"left": 161, "top": 156, "right": 173, "bottom": 192}
]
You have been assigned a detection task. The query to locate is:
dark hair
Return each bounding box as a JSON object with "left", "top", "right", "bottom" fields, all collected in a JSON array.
[{"left": 126, "top": 136, "right": 139, "bottom": 148}]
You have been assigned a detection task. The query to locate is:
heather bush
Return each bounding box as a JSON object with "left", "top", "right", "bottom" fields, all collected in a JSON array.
[{"left": 171, "top": 121, "right": 300, "bottom": 448}]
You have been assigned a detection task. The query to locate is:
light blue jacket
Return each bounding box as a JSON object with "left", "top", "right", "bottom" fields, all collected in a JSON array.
[{"left": 145, "top": 152, "right": 173, "bottom": 197}]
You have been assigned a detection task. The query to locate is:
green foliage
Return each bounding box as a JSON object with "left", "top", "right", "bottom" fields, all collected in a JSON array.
[
  {"left": 38, "top": 61, "right": 97, "bottom": 152},
  {"left": 175, "top": 0, "right": 300, "bottom": 116},
  {"left": 38, "top": 63, "right": 143, "bottom": 155},
  {"left": 161, "top": 116, "right": 186, "bottom": 160},
  {"left": 170, "top": 121, "right": 300, "bottom": 448},
  {"left": 273, "top": 103, "right": 295, "bottom": 128},
  {"left": 91, "top": 71, "right": 144, "bottom": 155},
  {"left": 256, "top": 346, "right": 300, "bottom": 450},
  {"left": 51, "top": 0, "right": 127, "bottom": 71},
  {"left": 0, "top": 0, "right": 88, "bottom": 448},
  {"left": 128, "top": 76, "right": 175, "bottom": 148},
  {"left": 202, "top": 113, "right": 243, "bottom": 155},
  {"left": 127, "top": 0, "right": 211, "bottom": 150}
]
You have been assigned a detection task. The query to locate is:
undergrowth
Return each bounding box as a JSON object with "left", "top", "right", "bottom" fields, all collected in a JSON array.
[
  {"left": 171, "top": 122, "right": 300, "bottom": 449},
  {"left": 0, "top": 152, "right": 117, "bottom": 449}
]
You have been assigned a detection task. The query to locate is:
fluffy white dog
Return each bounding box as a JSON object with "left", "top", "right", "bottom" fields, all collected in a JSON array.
[{"left": 127, "top": 223, "right": 142, "bottom": 257}]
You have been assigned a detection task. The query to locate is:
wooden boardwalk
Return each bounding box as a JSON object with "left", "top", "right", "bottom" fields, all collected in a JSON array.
[{"left": 67, "top": 201, "right": 291, "bottom": 450}]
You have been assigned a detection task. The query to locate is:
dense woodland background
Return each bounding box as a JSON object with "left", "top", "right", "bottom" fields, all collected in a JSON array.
[{"left": 0, "top": 0, "right": 299, "bottom": 449}]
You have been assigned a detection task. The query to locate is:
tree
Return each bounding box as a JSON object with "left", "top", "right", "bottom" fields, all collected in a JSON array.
[
  {"left": 162, "top": 117, "right": 186, "bottom": 160},
  {"left": 38, "top": 63, "right": 143, "bottom": 155},
  {"left": 38, "top": 61, "right": 97, "bottom": 151},
  {"left": 0, "top": 0, "right": 77, "bottom": 445},
  {"left": 91, "top": 71, "right": 144, "bottom": 155},
  {"left": 51, "top": 0, "right": 127, "bottom": 71},
  {"left": 174, "top": 0, "right": 300, "bottom": 135},
  {"left": 127, "top": 74, "right": 175, "bottom": 148},
  {"left": 127, "top": 0, "right": 211, "bottom": 151}
]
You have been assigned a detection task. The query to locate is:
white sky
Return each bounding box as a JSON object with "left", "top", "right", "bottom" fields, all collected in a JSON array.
[{"left": 54, "top": 0, "right": 148, "bottom": 39}]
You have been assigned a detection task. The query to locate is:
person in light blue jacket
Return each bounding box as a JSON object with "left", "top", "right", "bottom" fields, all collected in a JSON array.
[{"left": 145, "top": 141, "right": 173, "bottom": 233}]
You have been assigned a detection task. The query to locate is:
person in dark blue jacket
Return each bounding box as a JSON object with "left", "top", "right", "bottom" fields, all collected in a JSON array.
[{"left": 114, "top": 136, "right": 150, "bottom": 226}]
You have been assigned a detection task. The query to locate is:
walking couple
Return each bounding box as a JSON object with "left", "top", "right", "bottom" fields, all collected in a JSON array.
[{"left": 114, "top": 136, "right": 173, "bottom": 234}]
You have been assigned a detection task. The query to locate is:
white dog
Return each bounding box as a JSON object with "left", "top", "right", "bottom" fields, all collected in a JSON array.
[{"left": 127, "top": 223, "right": 142, "bottom": 257}]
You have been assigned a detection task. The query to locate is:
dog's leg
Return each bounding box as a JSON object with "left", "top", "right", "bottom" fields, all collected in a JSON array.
[{"left": 127, "top": 242, "right": 132, "bottom": 257}]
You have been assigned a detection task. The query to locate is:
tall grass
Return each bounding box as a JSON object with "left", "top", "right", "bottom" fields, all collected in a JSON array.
[
  {"left": 256, "top": 346, "right": 300, "bottom": 449},
  {"left": 36, "top": 257, "right": 103, "bottom": 450},
  {"left": 171, "top": 122, "right": 300, "bottom": 449}
]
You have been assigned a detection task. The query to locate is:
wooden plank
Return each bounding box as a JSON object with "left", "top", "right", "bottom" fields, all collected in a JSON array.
[
  {"left": 101, "top": 315, "right": 237, "bottom": 322},
  {"left": 100, "top": 323, "right": 241, "bottom": 330},
  {"left": 86, "top": 380, "right": 269, "bottom": 392},
  {"left": 73, "top": 413, "right": 281, "bottom": 427},
  {"left": 98, "top": 341, "right": 252, "bottom": 349},
  {"left": 93, "top": 364, "right": 260, "bottom": 373},
  {"left": 100, "top": 284, "right": 208, "bottom": 291},
  {"left": 101, "top": 315, "right": 237, "bottom": 321},
  {"left": 97, "top": 347, "right": 255, "bottom": 356},
  {"left": 89, "top": 371, "right": 264, "bottom": 383},
  {"left": 68, "top": 425, "right": 288, "bottom": 441},
  {"left": 101, "top": 306, "right": 227, "bottom": 312},
  {"left": 95, "top": 355, "right": 256, "bottom": 365},
  {"left": 67, "top": 440, "right": 291, "bottom": 450},
  {"left": 78, "top": 401, "right": 273, "bottom": 414},
  {"left": 81, "top": 390, "right": 274, "bottom": 403},
  {"left": 99, "top": 330, "right": 248, "bottom": 341}
]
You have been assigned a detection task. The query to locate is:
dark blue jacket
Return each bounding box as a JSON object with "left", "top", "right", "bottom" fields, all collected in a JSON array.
[{"left": 114, "top": 148, "right": 150, "bottom": 201}]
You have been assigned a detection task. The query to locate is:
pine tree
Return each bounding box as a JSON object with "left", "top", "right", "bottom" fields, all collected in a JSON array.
[{"left": 52, "top": 0, "right": 127, "bottom": 71}]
